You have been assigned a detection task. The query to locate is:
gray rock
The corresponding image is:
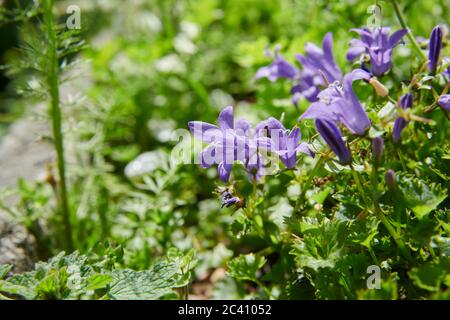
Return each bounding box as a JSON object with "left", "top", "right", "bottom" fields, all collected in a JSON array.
[{"left": 0, "top": 212, "right": 37, "bottom": 273}]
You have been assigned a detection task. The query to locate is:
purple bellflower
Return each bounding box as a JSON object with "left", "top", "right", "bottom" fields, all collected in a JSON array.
[
  {"left": 428, "top": 25, "right": 443, "bottom": 73},
  {"left": 315, "top": 119, "right": 351, "bottom": 164},
  {"left": 255, "top": 46, "right": 298, "bottom": 82},
  {"left": 393, "top": 93, "right": 414, "bottom": 143},
  {"left": 188, "top": 106, "right": 251, "bottom": 182},
  {"left": 347, "top": 27, "right": 408, "bottom": 76},
  {"left": 292, "top": 32, "right": 343, "bottom": 104},
  {"left": 254, "top": 117, "right": 314, "bottom": 168},
  {"left": 189, "top": 107, "right": 308, "bottom": 182},
  {"left": 256, "top": 33, "right": 342, "bottom": 105},
  {"left": 438, "top": 94, "right": 450, "bottom": 112},
  {"left": 299, "top": 68, "right": 372, "bottom": 136}
]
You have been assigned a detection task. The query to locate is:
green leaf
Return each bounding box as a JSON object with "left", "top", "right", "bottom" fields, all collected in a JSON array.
[
  {"left": 408, "top": 262, "right": 448, "bottom": 292},
  {"left": 108, "top": 261, "right": 179, "bottom": 300},
  {"left": 0, "top": 280, "right": 35, "bottom": 299},
  {"left": 398, "top": 175, "right": 447, "bottom": 219},
  {"left": 86, "top": 274, "right": 113, "bottom": 291},
  {"left": 290, "top": 218, "right": 346, "bottom": 272},
  {"left": 227, "top": 254, "right": 267, "bottom": 282},
  {"left": 0, "top": 265, "right": 12, "bottom": 280}
]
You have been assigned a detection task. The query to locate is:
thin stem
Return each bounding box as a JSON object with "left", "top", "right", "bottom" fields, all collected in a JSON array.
[
  {"left": 43, "top": 0, "right": 73, "bottom": 251},
  {"left": 371, "top": 161, "right": 412, "bottom": 262},
  {"left": 395, "top": 146, "right": 407, "bottom": 171},
  {"left": 390, "top": 0, "right": 427, "bottom": 61},
  {"left": 374, "top": 200, "right": 412, "bottom": 262},
  {"left": 350, "top": 164, "right": 370, "bottom": 208},
  {"left": 294, "top": 157, "right": 325, "bottom": 213}
]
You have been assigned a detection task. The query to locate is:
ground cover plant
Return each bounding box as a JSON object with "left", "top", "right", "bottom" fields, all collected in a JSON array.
[{"left": 0, "top": 0, "right": 449, "bottom": 300}]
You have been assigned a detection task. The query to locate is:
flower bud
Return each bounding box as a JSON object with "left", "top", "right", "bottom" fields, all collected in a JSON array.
[
  {"left": 393, "top": 93, "right": 414, "bottom": 143},
  {"left": 385, "top": 169, "right": 397, "bottom": 191},
  {"left": 369, "top": 77, "right": 389, "bottom": 97},
  {"left": 372, "top": 137, "right": 384, "bottom": 166},
  {"left": 315, "top": 119, "right": 351, "bottom": 165},
  {"left": 399, "top": 93, "right": 414, "bottom": 109},
  {"left": 428, "top": 25, "right": 443, "bottom": 73}
]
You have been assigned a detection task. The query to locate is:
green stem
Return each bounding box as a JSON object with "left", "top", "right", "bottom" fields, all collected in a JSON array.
[
  {"left": 351, "top": 164, "right": 370, "bottom": 208},
  {"left": 371, "top": 163, "right": 412, "bottom": 262},
  {"left": 294, "top": 157, "right": 325, "bottom": 213},
  {"left": 254, "top": 279, "right": 272, "bottom": 298},
  {"left": 390, "top": 0, "right": 427, "bottom": 61},
  {"left": 374, "top": 202, "right": 412, "bottom": 262},
  {"left": 43, "top": 0, "right": 73, "bottom": 251}
]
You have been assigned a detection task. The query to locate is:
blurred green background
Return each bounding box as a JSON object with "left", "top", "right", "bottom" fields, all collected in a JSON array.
[{"left": 0, "top": 0, "right": 448, "bottom": 300}]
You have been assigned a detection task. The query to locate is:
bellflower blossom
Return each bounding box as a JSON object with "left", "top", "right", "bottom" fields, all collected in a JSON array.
[
  {"left": 255, "top": 33, "right": 342, "bottom": 105},
  {"left": 346, "top": 27, "right": 408, "bottom": 76},
  {"left": 428, "top": 25, "right": 443, "bottom": 73},
  {"left": 292, "top": 32, "right": 343, "bottom": 104},
  {"left": 254, "top": 46, "right": 298, "bottom": 82},
  {"left": 393, "top": 93, "right": 414, "bottom": 143},
  {"left": 189, "top": 106, "right": 312, "bottom": 182},
  {"left": 299, "top": 68, "right": 372, "bottom": 136},
  {"left": 188, "top": 106, "right": 256, "bottom": 181},
  {"left": 254, "top": 117, "right": 314, "bottom": 168}
]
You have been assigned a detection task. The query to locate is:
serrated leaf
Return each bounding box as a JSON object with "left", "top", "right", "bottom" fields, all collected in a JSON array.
[
  {"left": 290, "top": 219, "right": 346, "bottom": 271},
  {"left": 0, "top": 265, "right": 12, "bottom": 280},
  {"left": 0, "top": 280, "right": 35, "bottom": 299},
  {"left": 227, "top": 254, "right": 266, "bottom": 282},
  {"left": 408, "top": 262, "right": 447, "bottom": 292},
  {"left": 398, "top": 176, "right": 447, "bottom": 219},
  {"left": 86, "top": 274, "right": 113, "bottom": 291},
  {"left": 108, "top": 261, "right": 179, "bottom": 300}
]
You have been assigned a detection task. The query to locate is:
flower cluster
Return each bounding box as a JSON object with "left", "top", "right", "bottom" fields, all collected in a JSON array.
[
  {"left": 188, "top": 23, "right": 449, "bottom": 193},
  {"left": 188, "top": 106, "right": 313, "bottom": 182}
]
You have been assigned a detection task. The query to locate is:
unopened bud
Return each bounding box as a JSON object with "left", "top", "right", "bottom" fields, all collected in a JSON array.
[
  {"left": 372, "top": 137, "right": 385, "bottom": 166},
  {"left": 385, "top": 169, "right": 397, "bottom": 190},
  {"left": 369, "top": 77, "right": 389, "bottom": 97}
]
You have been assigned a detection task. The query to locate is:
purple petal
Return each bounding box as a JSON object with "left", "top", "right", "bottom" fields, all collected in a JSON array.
[
  {"left": 255, "top": 48, "right": 299, "bottom": 81},
  {"left": 296, "top": 142, "right": 315, "bottom": 157},
  {"left": 235, "top": 118, "right": 251, "bottom": 135},
  {"left": 399, "top": 93, "right": 413, "bottom": 109},
  {"left": 393, "top": 117, "right": 408, "bottom": 143},
  {"left": 287, "top": 127, "right": 301, "bottom": 148},
  {"left": 299, "top": 101, "right": 337, "bottom": 123},
  {"left": 218, "top": 161, "right": 233, "bottom": 182},
  {"left": 428, "top": 25, "right": 443, "bottom": 73},
  {"left": 315, "top": 119, "right": 351, "bottom": 164},
  {"left": 346, "top": 45, "right": 366, "bottom": 62},
  {"left": 255, "top": 65, "right": 275, "bottom": 81},
  {"left": 337, "top": 69, "right": 371, "bottom": 135},
  {"left": 198, "top": 144, "right": 216, "bottom": 168},
  {"left": 218, "top": 106, "right": 234, "bottom": 130},
  {"left": 388, "top": 29, "right": 408, "bottom": 47},
  {"left": 188, "top": 121, "right": 220, "bottom": 143},
  {"left": 438, "top": 94, "right": 450, "bottom": 111},
  {"left": 255, "top": 117, "right": 285, "bottom": 136},
  {"left": 322, "top": 32, "right": 334, "bottom": 63}
]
